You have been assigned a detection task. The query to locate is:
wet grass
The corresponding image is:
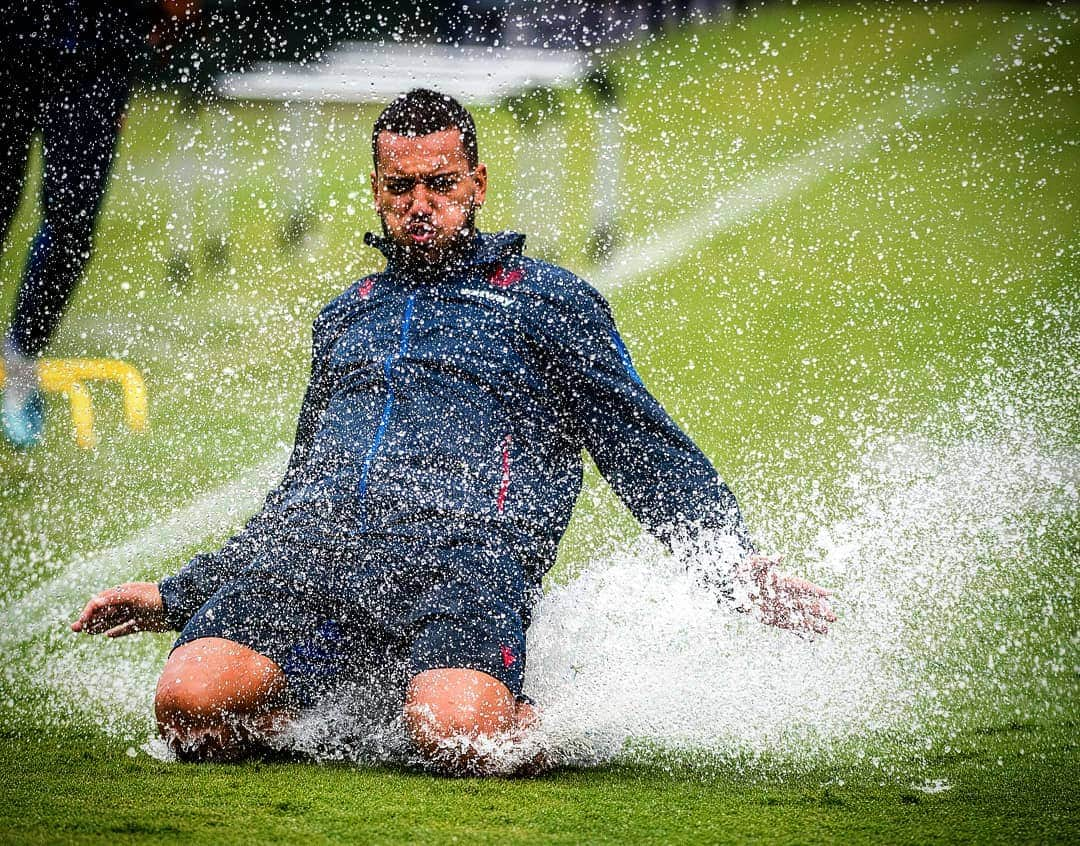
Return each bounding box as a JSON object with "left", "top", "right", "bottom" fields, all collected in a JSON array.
[
  {"left": 1, "top": 2, "right": 1077, "bottom": 843},
  {"left": 1, "top": 719, "right": 1077, "bottom": 845},
  {"left": 1, "top": 717, "right": 1077, "bottom": 846}
]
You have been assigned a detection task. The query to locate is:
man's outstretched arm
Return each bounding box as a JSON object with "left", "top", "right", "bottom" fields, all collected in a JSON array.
[
  {"left": 532, "top": 282, "right": 751, "bottom": 550},
  {"left": 533, "top": 281, "right": 835, "bottom": 634}
]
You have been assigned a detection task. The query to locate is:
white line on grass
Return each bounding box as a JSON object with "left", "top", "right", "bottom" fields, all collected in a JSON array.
[
  {"left": 593, "top": 38, "right": 998, "bottom": 294},
  {"left": 594, "top": 127, "right": 868, "bottom": 294}
]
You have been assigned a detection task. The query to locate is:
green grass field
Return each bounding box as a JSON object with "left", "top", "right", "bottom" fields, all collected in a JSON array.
[{"left": 1, "top": 3, "right": 1077, "bottom": 843}]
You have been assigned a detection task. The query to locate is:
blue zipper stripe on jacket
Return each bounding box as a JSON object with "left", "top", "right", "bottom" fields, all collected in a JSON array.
[
  {"left": 610, "top": 329, "right": 644, "bottom": 386},
  {"left": 358, "top": 292, "right": 416, "bottom": 530}
]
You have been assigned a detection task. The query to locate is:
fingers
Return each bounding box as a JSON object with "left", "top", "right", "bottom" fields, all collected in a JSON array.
[
  {"left": 71, "top": 594, "right": 106, "bottom": 632},
  {"left": 105, "top": 619, "right": 140, "bottom": 638},
  {"left": 799, "top": 595, "right": 836, "bottom": 629},
  {"left": 76, "top": 608, "right": 129, "bottom": 635},
  {"left": 71, "top": 587, "right": 132, "bottom": 634},
  {"left": 737, "top": 558, "right": 840, "bottom": 636},
  {"left": 803, "top": 597, "right": 836, "bottom": 635},
  {"left": 780, "top": 575, "right": 833, "bottom": 597},
  {"left": 805, "top": 616, "right": 831, "bottom": 633},
  {"left": 763, "top": 592, "right": 837, "bottom": 635}
]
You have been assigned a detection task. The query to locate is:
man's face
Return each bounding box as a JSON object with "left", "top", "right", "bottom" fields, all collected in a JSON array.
[{"left": 371, "top": 128, "right": 487, "bottom": 266}]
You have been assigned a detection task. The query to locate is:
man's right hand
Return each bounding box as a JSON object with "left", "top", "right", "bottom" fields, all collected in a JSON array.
[{"left": 71, "top": 582, "right": 168, "bottom": 638}]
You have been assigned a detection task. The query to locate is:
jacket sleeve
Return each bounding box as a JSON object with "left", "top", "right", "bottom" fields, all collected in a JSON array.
[
  {"left": 156, "top": 310, "right": 337, "bottom": 630},
  {"left": 531, "top": 281, "right": 755, "bottom": 567}
]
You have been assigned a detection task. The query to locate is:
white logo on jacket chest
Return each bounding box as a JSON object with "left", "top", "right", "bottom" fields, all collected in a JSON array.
[{"left": 461, "top": 288, "right": 513, "bottom": 307}]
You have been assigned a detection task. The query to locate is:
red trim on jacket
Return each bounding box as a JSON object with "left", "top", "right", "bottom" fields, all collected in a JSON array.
[{"left": 496, "top": 433, "right": 512, "bottom": 514}]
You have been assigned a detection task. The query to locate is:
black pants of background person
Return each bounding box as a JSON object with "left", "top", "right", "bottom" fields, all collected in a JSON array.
[{"left": 0, "top": 55, "right": 131, "bottom": 358}]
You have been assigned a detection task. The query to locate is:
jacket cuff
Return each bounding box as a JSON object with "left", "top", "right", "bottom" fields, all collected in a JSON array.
[{"left": 157, "top": 574, "right": 196, "bottom": 632}]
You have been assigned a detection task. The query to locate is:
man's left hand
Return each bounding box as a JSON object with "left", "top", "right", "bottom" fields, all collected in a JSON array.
[{"left": 735, "top": 555, "right": 836, "bottom": 636}]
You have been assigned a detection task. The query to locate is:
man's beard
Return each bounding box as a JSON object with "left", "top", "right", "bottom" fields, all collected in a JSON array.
[{"left": 382, "top": 204, "right": 478, "bottom": 272}]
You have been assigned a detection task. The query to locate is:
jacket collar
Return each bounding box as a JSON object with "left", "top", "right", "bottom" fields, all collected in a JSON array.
[{"left": 364, "top": 230, "right": 526, "bottom": 277}]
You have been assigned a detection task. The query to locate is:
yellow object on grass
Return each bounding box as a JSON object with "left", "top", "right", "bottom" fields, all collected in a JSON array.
[{"left": 0, "top": 358, "right": 148, "bottom": 449}]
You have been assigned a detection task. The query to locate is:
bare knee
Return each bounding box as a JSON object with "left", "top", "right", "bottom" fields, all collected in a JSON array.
[
  {"left": 155, "top": 637, "right": 286, "bottom": 760},
  {"left": 403, "top": 669, "right": 521, "bottom": 774},
  {"left": 155, "top": 637, "right": 284, "bottom": 723}
]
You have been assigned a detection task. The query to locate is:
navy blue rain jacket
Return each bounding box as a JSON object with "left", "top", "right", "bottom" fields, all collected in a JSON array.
[{"left": 159, "top": 231, "right": 753, "bottom": 629}]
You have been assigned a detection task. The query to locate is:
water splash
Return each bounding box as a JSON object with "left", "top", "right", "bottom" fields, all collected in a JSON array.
[
  {"left": 2, "top": 324, "right": 1075, "bottom": 777},
  {"left": 525, "top": 418, "right": 1076, "bottom": 772}
]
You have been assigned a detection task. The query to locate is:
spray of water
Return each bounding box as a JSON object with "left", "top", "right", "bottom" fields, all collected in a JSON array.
[
  {"left": 1, "top": 313, "right": 1075, "bottom": 777},
  {"left": 524, "top": 423, "right": 1076, "bottom": 772}
]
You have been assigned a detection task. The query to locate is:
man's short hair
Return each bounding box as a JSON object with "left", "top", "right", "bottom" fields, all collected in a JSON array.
[{"left": 371, "top": 88, "right": 479, "bottom": 170}]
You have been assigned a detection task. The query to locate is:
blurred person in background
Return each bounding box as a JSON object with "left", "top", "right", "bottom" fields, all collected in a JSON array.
[{"left": 0, "top": 0, "right": 200, "bottom": 448}]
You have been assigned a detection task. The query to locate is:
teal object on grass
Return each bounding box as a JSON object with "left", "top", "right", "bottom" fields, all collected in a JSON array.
[{"left": 1, "top": 388, "right": 45, "bottom": 449}]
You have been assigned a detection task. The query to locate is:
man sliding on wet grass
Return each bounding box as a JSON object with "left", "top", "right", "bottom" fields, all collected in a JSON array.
[{"left": 73, "top": 88, "right": 835, "bottom": 774}]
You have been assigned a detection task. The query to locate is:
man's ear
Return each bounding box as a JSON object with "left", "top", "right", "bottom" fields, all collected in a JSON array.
[
  {"left": 370, "top": 169, "right": 379, "bottom": 207},
  {"left": 473, "top": 162, "right": 488, "bottom": 206}
]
